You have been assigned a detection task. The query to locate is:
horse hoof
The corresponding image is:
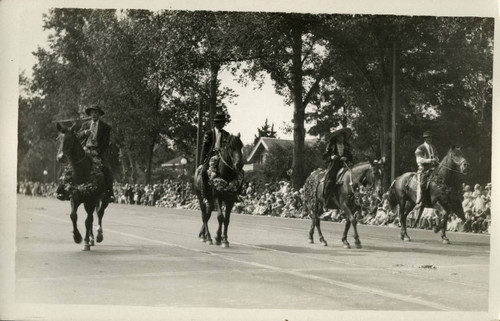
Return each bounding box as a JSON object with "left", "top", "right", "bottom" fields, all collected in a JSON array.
[
  {"left": 355, "top": 243, "right": 362, "bottom": 249},
  {"left": 308, "top": 238, "right": 314, "bottom": 244},
  {"left": 343, "top": 244, "right": 351, "bottom": 249},
  {"left": 90, "top": 240, "right": 95, "bottom": 246},
  {"left": 206, "top": 239, "right": 213, "bottom": 245},
  {"left": 222, "top": 242, "right": 229, "bottom": 248},
  {"left": 442, "top": 239, "right": 450, "bottom": 245},
  {"left": 199, "top": 237, "right": 206, "bottom": 242},
  {"left": 96, "top": 235, "right": 103, "bottom": 243},
  {"left": 82, "top": 244, "right": 91, "bottom": 251},
  {"left": 404, "top": 237, "right": 411, "bottom": 242},
  {"left": 321, "top": 242, "right": 328, "bottom": 246},
  {"left": 74, "top": 234, "right": 82, "bottom": 244}
]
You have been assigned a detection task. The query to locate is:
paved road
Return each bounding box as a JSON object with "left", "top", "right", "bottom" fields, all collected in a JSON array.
[{"left": 15, "top": 195, "right": 490, "bottom": 314}]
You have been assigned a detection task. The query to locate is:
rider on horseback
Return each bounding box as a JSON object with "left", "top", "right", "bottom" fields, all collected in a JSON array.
[
  {"left": 323, "top": 127, "right": 353, "bottom": 200},
  {"left": 200, "top": 112, "right": 230, "bottom": 197},
  {"left": 413, "top": 130, "right": 439, "bottom": 213},
  {"left": 56, "top": 105, "right": 115, "bottom": 202}
]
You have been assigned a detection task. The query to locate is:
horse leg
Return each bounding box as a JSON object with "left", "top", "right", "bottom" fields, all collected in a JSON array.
[
  {"left": 215, "top": 199, "right": 224, "bottom": 246},
  {"left": 341, "top": 216, "right": 351, "bottom": 249},
  {"left": 204, "top": 200, "right": 214, "bottom": 245},
  {"left": 308, "top": 212, "right": 316, "bottom": 244},
  {"left": 221, "top": 201, "right": 233, "bottom": 248},
  {"left": 341, "top": 202, "right": 359, "bottom": 248},
  {"left": 82, "top": 201, "right": 96, "bottom": 251},
  {"left": 433, "top": 202, "right": 451, "bottom": 244},
  {"left": 96, "top": 198, "right": 108, "bottom": 243},
  {"left": 315, "top": 213, "right": 328, "bottom": 246},
  {"left": 399, "top": 198, "right": 411, "bottom": 241},
  {"left": 198, "top": 196, "right": 207, "bottom": 241},
  {"left": 70, "top": 199, "right": 82, "bottom": 244}
]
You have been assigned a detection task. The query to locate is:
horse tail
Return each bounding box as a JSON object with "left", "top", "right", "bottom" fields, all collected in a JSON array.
[
  {"left": 386, "top": 179, "right": 399, "bottom": 210},
  {"left": 302, "top": 169, "right": 324, "bottom": 218}
]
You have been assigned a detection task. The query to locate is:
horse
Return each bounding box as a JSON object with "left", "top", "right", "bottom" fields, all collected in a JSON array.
[
  {"left": 302, "top": 160, "right": 384, "bottom": 249},
  {"left": 388, "top": 146, "right": 469, "bottom": 244},
  {"left": 56, "top": 122, "right": 109, "bottom": 251},
  {"left": 193, "top": 134, "right": 244, "bottom": 247}
]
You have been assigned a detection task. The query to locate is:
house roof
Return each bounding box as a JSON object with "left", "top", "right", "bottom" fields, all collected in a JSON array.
[{"left": 247, "top": 137, "right": 317, "bottom": 163}]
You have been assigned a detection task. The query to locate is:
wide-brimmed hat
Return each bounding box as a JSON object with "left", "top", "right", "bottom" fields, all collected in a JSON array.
[
  {"left": 422, "top": 131, "right": 433, "bottom": 138},
  {"left": 329, "top": 127, "right": 352, "bottom": 140},
  {"left": 214, "top": 112, "right": 227, "bottom": 123},
  {"left": 85, "top": 105, "right": 105, "bottom": 116}
]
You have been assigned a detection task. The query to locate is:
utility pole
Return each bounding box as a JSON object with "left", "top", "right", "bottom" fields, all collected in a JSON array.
[
  {"left": 391, "top": 41, "right": 400, "bottom": 182},
  {"left": 196, "top": 100, "right": 203, "bottom": 167}
]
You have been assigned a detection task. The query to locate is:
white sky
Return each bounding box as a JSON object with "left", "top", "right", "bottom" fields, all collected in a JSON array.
[{"left": 18, "top": 6, "right": 298, "bottom": 146}]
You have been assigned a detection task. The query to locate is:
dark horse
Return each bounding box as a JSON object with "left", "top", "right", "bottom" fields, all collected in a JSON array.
[
  {"left": 388, "top": 146, "right": 468, "bottom": 244},
  {"left": 302, "top": 160, "right": 384, "bottom": 248},
  {"left": 56, "top": 123, "right": 109, "bottom": 251},
  {"left": 193, "top": 134, "right": 244, "bottom": 247}
]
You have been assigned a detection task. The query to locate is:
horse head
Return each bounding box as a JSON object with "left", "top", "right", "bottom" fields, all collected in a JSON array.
[
  {"left": 220, "top": 134, "right": 244, "bottom": 175},
  {"left": 441, "top": 146, "right": 469, "bottom": 175},
  {"left": 56, "top": 122, "right": 80, "bottom": 164}
]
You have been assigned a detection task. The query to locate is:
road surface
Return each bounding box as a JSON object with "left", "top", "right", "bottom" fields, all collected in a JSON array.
[{"left": 11, "top": 195, "right": 493, "bottom": 319}]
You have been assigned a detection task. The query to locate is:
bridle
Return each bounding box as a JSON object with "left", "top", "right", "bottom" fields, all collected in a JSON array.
[
  {"left": 60, "top": 133, "right": 86, "bottom": 165},
  {"left": 343, "top": 161, "right": 380, "bottom": 194},
  {"left": 218, "top": 137, "right": 241, "bottom": 172},
  {"left": 437, "top": 150, "right": 468, "bottom": 175}
]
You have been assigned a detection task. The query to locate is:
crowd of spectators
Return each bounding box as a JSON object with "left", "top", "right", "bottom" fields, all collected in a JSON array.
[{"left": 17, "top": 178, "right": 491, "bottom": 234}]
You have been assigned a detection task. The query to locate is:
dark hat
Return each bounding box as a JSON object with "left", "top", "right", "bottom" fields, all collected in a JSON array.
[
  {"left": 85, "top": 105, "right": 105, "bottom": 116},
  {"left": 329, "top": 127, "right": 352, "bottom": 140},
  {"left": 422, "top": 131, "right": 433, "bottom": 138},
  {"left": 214, "top": 112, "right": 227, "bottom": 123}
]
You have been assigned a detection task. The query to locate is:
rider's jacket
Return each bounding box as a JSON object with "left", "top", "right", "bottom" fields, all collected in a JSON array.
[
  {"left": 415, "top": 142, "right": 439, "bottom": 171},
  {"left": 77, "top": 119, "right": 111, "bottom": 157},
  {"left": 201, "top": 128, "right": 230, "bottom": 164}
]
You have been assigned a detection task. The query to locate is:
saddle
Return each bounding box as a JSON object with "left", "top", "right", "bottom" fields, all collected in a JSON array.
[{"left": 321, "top": 167, "right": 348, "bottom": 186}]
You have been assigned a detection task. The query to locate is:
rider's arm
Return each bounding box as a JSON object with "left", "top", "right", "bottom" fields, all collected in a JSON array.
[{"left": 415, "top": 146, "right": 435, "bottom": 165}]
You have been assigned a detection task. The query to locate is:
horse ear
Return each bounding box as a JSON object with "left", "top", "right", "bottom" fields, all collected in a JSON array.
[{"left": 237, "top": 132, "right": 241, "bottom": 138}]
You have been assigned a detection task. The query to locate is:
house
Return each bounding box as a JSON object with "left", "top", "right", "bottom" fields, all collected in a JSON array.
[{"left": 244, "top": 137, "right": 317, "bottom": 171}]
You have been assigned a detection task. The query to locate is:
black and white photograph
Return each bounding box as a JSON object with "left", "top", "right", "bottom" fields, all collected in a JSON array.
[{"left": 1, "top": 0, "right": 499, "bottom": 320}]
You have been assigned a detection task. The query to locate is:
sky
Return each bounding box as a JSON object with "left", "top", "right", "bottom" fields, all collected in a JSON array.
[{"left": 18, "top": 6, "right": 300, "bottom": 146}]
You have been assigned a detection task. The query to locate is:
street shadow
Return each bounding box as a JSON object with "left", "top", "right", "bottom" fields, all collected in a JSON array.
[
  {"left": 362, "top": 243, "right": 490, "bottom": 257},
  {"left": 253, "top": 244, "right": 364, "bottom": 256}
]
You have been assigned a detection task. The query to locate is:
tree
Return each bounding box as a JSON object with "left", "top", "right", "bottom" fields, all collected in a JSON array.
[
  {"left": 262, "top": 142, "right": 323, "bottom": 183},
  {"left": 239, "top": 13, "right": 336, "bottom": 189},
  {"left": 253, "top": 118, "right": 277, "bottom": 145}
]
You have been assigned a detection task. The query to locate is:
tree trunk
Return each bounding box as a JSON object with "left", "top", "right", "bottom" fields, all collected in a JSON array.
[
  {"left": 209, "top": 62, "right": 220, "bottom": 125},
  {"left": 128, "top": 153, "right": 136, "bottom": 183},
  {"left": 145, "top": 133, "right": 157, "bottom": 184},
  {"left": 291, "top": 26, "right": 306, "bottom": 189}
]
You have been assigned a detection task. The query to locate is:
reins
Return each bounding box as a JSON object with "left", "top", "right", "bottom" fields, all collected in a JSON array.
[{"left": 437, "top": 157, "right": 466, "bottom": 175}]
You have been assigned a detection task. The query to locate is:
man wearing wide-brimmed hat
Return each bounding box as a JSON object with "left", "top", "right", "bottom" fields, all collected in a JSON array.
[
  {"left": 200, "top": 112, "right": 230, "bottom": 197},
  {"left": 323, "top": 127, "right": 353, "bottom": 200},
  {"left": 78, "top": 104, "right": 115, "bottom": 202},
  {"left": 413, "top": 130, "right": 439, "bottom": 212}
]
